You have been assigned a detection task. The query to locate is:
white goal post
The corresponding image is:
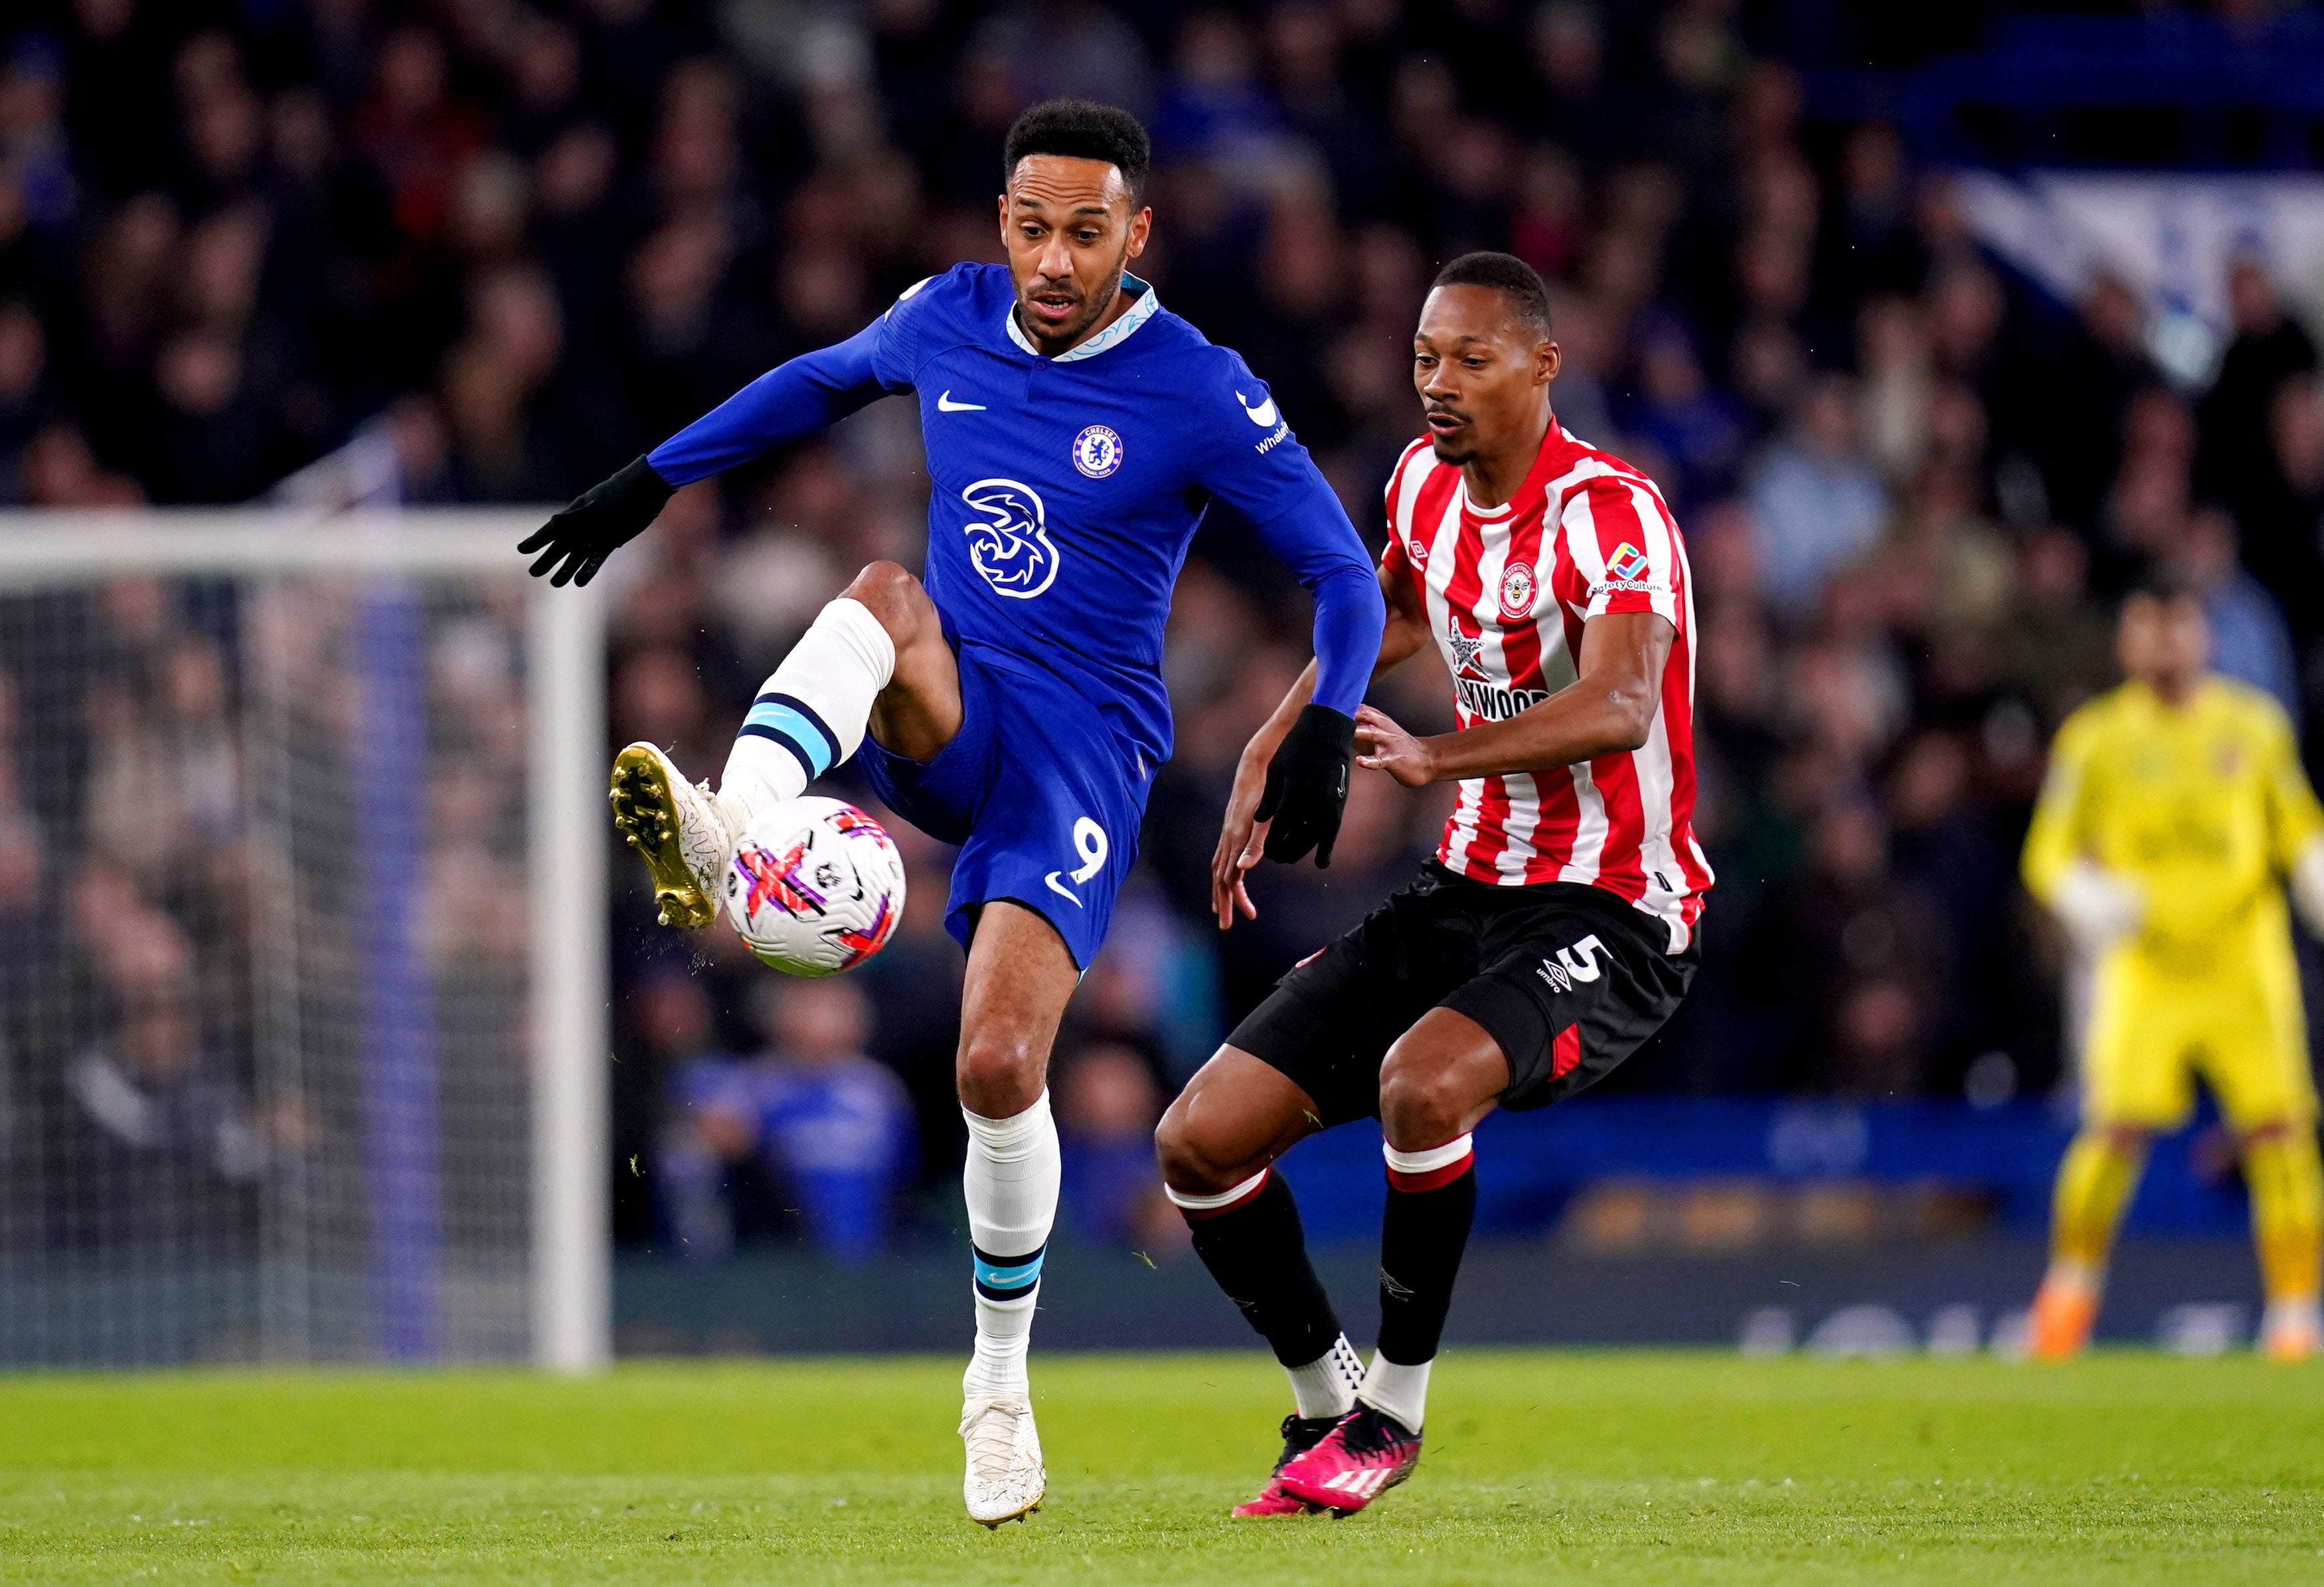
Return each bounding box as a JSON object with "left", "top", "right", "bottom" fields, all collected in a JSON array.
[{"left": 0, "top": 509, "right": 608, "bottom": 1371}]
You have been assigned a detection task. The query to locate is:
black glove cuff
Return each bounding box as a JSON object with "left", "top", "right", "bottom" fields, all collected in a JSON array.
[
  {"left": 1287, "top": 703, "right": 1355, "bottom": 756},
  {"left": 604, "top": 454, "right": 675, "bottom": 513}
]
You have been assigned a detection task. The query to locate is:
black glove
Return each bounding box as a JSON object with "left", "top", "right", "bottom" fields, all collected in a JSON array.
[
  {"left": 1256, "top": 703, "right": 1355, "bottom": 869},
  {"left": 518, "top": 456, "right": 673, "bottom": 587}
]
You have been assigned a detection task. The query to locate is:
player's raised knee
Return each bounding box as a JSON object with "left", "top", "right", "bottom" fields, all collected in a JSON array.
[{"left": 841, "top": 559, "right": 934, "bottom": 645}]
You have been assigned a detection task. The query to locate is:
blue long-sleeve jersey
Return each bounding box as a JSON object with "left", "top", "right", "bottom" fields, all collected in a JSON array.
[{"left": 649, "top": 264, "right": 1382, "bottom": 768}]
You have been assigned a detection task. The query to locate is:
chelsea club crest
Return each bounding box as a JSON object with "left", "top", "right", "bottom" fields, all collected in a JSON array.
[{"left": 1072, "top": 424, "right": 1123, "bottom": 479}]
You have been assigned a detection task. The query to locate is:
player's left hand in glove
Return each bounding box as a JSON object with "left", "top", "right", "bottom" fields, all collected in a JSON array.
[
  {"left": 1256, "top": 703, "right": 1355, "bottom": 869},
  {"left": 519, "top": 456, "right": 673, "bottom": 587}
]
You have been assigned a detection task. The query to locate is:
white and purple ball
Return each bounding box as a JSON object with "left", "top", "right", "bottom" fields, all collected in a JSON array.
[{"left": 723, "top": 797, "right": 906, "bottom": 976}]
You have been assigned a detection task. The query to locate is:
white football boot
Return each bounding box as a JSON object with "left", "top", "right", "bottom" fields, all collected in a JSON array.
[
  {"left": 608, "top": 742, "right": 741, "bottom": 929},
  {"left": 959, "top": 1394, "right": 1045, "bottom": 1526}
]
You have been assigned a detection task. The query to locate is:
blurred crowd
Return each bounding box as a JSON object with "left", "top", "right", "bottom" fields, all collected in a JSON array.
[{"left": 3, "top": 0, "right": 2321, "bottom": 1262}]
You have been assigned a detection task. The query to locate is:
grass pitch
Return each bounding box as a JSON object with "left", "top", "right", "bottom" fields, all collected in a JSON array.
[{"left": 0, "top": 1351, "right": 2319, "bottom": 1584}]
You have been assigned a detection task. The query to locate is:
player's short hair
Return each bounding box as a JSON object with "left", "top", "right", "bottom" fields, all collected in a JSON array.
[
  {"left": 2127, "top": 572, "right": 2202, "bottom": 608},
  {"left": 1432, "top": 252, "right": 1554, "bottom": 340},
  {"left": 1003, "top": 99, "right": 1151, "bottom": 205}
]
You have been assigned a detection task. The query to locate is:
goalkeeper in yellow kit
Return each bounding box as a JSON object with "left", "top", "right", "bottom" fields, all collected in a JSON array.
[{"left": 2022, "top": 589, "right": 2324, "bottom": 1361}]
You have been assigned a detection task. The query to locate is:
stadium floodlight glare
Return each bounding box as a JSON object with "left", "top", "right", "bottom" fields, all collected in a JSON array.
[{"left": 0, "top": 510, "right": 608, "bottom": 1372}]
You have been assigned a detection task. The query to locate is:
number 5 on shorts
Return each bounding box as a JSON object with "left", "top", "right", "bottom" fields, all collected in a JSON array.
[{"left": 1042, "top": 817, "right": 1109, "bottom": 906}]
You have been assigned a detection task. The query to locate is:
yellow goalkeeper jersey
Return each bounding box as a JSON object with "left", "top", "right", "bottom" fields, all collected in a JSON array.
[{"left": 2023, "top": 677, "right": 2324, "bottom": 973}]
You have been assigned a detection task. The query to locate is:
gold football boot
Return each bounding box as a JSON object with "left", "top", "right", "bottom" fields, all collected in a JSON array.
[{"left": 609, "top": 743, "right": 739, "bottom": 928}]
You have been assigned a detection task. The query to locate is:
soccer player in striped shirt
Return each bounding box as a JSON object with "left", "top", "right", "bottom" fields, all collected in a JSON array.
[{"left": 1154, "top": 252, "right": 1712, "bottom": 1516}]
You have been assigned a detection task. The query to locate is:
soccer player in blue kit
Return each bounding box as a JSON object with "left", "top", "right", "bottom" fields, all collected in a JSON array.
[{"left": 519, "top": 101, "right": 1383, "bottom": 1525}]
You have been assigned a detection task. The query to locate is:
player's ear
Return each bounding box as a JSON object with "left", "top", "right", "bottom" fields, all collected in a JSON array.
[
  {"left": 1537, "top": 339, "right": 1561, "bottom": 386},
  {"left": 1126, "top": 206, "right": 1151, "bottom": 258}
]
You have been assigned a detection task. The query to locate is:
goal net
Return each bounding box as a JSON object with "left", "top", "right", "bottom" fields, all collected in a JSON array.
[{"left": 0, "top": 511, "right": 607, "bottom": 1369}]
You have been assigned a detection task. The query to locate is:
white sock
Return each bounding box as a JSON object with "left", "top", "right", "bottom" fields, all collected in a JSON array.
[
  {"left": 2264, "top": 1294, "right": 2321, "bottom": 1336},
  {"left": 1287, "top": 1333, "right": 1364, "bottom": 1420},
  {"left": 961, "top": 1092, "right": 1060, "bottom": 1401},
  {"left": 718, "top": 597, "right": 895, "bottom": 827},
  {"left": 1357, "top": 1354, "right": 1432, "bottom": 1434}
]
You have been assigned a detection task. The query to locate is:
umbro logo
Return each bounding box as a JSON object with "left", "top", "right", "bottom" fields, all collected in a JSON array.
[{"left": 937, "top": 390, "right": 986, "bottom": 412}]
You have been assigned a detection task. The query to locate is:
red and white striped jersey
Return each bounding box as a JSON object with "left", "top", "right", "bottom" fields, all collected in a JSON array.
[{"left": 1379, "top": 420, "right": 1712, "bottom": 952}]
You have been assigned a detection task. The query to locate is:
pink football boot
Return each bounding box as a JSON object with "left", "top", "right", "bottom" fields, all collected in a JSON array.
[
  {"left": 1276, "top": 1405, "right": 1422, "bottom": 1516},
  {"left": 1230, "top": 1415, "right": 1340, "bottom": 1517}
]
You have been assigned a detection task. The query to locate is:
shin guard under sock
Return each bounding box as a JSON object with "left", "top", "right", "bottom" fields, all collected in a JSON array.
[
  {"left": 2048, "top": 1129, "right": 2145, "bottom": 1279},
  {"left": 2244, "top": 1126, "right": 2324, "bottom": 1305},
  {"left": 961, "top": 1094, "right": 1060, "bottom": 1400},
  {"left": 1170, "top": 1169, "right": 1358, "bottom": 1417},
  {"left": 1367, "top": 1134, "right": 1478, "bottom": 1432}
]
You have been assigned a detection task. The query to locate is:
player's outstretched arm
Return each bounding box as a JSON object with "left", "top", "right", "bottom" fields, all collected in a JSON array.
[
  {"left": 1211, "top": 559, "right": 1427, "bottom": 928},
  {"left": 520, "top": 308, "right": 907, "bottom": 586},
  {"left": 1355, "top": 610, "right": 1672, "bottom": 787}
]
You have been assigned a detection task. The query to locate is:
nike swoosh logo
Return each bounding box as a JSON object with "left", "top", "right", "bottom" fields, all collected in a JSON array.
[
  {"left": 937, "top": 390, "right": 986, "bottom": 412},
  {"left": 1239, "top": 392, "right": 1278, "bottom": 427},
  {"left": 1043, "top": 871, "right": 1084, "bottom": 906}
]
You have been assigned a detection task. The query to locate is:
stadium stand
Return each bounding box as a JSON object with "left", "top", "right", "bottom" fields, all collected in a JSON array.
[{"left": 2, "top": 1, "right": 2319, "bottom": 1300}]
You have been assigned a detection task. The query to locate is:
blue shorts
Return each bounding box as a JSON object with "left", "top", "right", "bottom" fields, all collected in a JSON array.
[{"left": 858, "top": 634, "right": 1148, "bottom": 970}]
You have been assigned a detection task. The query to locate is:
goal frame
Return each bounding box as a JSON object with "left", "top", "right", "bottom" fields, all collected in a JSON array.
[{"left": 0, "top": 508, "right": 610, "bottom": 1371}]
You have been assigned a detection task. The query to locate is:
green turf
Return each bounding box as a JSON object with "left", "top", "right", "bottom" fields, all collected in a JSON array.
[{"left": 0, "top": 1351, "right": 2319, "bottom": 1584}]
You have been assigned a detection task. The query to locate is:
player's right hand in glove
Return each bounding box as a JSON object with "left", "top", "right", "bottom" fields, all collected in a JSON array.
[
  {"left": 1256, "top": 703, "right": 1355, "bottom": 869},
  {"left": 519, "top": 456, "right": 674, "bottom": 587},
  {"left": 2049, "top": 860, "right": 2144, "bottom": 950}
]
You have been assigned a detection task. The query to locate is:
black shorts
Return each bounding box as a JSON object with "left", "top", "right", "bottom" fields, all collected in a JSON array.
[{"left": 1228, "top": 864, "right": 1697, "bottom": 1126}]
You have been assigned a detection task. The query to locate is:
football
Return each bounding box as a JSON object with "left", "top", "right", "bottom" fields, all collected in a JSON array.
[{"left": 723, "top": 797, "right": 906, "bottom": 976}]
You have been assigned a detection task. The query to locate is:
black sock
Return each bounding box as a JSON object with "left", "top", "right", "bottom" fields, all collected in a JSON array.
[
  {"left": 1376, "top": 1143, "right": 1478, "bottom": 1365},
  {"left": 1181, "top": 1170, "right": 1343, "bottom": 1369}
]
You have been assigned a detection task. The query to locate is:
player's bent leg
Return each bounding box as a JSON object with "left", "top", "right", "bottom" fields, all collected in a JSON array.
[
  {"left": 1156, "top": 1049, "right": 1356, "bottom": 1516},
  {"left": 718, "top": 562, "right": 946, "bottom": 827},
  {"left": 614, "top": 562, "right": 949, "bottom": 930},
  {"left": 2239, "top": 1118, "right": 2324, "bottom": 1361},
  {"left": 953, "top": 902, "right": 1079, "bottom": 1527},
  {"left": 2031, "top": 1122, "right": 2150, "bottom": 1361},
  {"left": 1281, "top": 1010, "right": 1507, "bottom": 1517}
]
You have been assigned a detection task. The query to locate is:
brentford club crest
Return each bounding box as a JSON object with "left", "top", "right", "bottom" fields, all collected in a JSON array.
[{"left": 1498, "top": 560, "right": 1537, "bottom": 620}]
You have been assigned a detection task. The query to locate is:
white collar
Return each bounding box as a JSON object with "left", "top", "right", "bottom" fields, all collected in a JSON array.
[{"left": 1003, "top": 274, "right": 1159, "bottom": 363}]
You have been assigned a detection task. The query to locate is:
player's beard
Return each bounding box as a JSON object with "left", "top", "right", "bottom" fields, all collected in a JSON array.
[
  {"left": 1017, "top": 252, "right": 1128, "bottom": 352},
  {"left": 1427, "top": 430, "right": 1479, "bottom": 466},
  {"left": 1424, "top": 407, "right": 1477, "bottom": 465}
]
